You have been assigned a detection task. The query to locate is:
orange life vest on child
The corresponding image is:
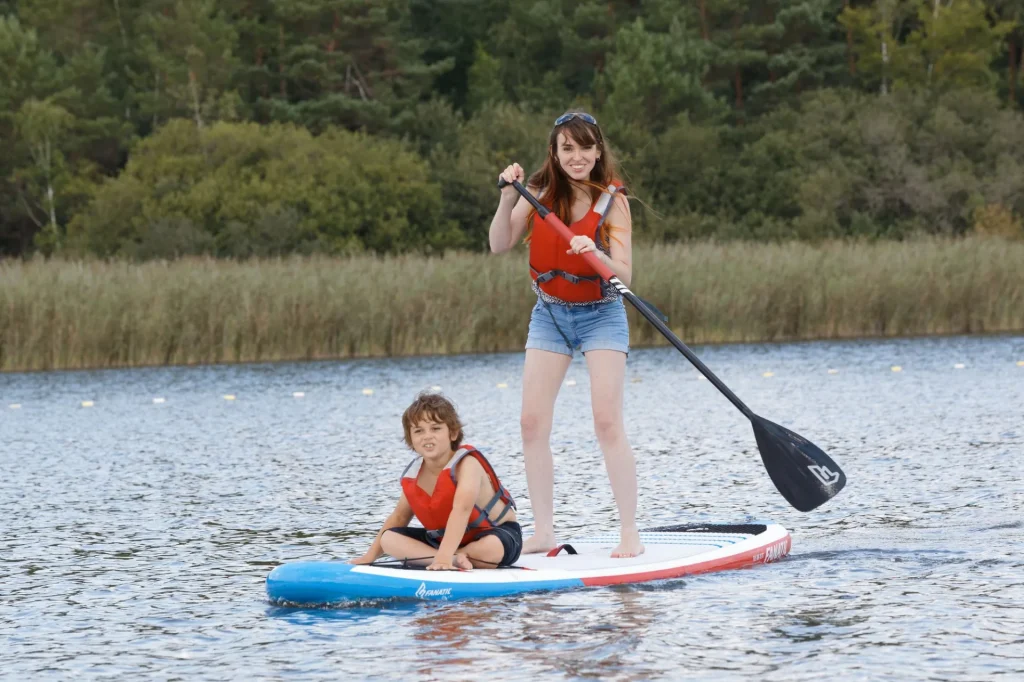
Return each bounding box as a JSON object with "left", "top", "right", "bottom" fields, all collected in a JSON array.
[
  {"left": 400, "top": 445, "right": 516, "bottom": 546},
  {"left": 529, "top": 182, "right": 624, "bottom": 303}
]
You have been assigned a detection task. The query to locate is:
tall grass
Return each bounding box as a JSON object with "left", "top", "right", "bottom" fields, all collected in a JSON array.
[{"left": 2, "top": 237, "right": 1022, "bottom": 372}]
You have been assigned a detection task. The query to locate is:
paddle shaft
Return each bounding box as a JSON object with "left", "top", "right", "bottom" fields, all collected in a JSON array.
[{"left": 500, "top": 179, "right": 757, "bottom": 422}]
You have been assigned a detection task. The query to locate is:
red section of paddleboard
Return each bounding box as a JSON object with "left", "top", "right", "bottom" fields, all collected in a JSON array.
[{"left": 580, "top": 532, "right": 791, "bottom": 587}]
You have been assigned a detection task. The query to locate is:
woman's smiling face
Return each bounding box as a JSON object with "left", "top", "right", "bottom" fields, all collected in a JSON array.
[{"left": 555, "top": 132, "right": 600, "bottom": 182}]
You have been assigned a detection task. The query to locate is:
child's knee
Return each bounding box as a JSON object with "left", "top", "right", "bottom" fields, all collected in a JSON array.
[
  {"left": 465, "top": 535, "right": 505, "bottom": 564},
  {"left": 380, "top": 529, "right": 400, "bottom": 552}
]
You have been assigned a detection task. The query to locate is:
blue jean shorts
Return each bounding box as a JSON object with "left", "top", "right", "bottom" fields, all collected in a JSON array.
[{"left": 525, "top": 297, "right": 630, "bottom": 356}]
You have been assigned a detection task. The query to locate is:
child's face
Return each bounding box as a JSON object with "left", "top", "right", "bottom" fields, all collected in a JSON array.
[{"left": 409, "top": 418, "right": 456, "bottom": 460}]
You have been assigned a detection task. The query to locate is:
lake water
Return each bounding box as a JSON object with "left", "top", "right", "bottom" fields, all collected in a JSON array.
[{"left": 2, "top": 334, "right": 1023, "bottom": 680}]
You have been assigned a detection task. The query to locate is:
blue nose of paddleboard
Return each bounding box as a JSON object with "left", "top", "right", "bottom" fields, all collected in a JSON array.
[{"left": 267, "top": 561, "right": 356, "bottom": 604}]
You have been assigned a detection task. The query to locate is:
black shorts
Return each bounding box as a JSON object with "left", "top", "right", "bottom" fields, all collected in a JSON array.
[{"left": 385, "top": 521, "right": 523, "bottom": 567}]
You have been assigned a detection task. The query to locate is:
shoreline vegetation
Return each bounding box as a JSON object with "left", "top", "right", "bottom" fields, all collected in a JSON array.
[{"left": 3, "top": 237, "right": 1022, "bottom": 373}]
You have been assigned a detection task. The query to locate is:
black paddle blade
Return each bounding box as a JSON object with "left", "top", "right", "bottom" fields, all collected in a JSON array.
[{"left": 752, "top": 416, "right": 846, "bottom": 512}]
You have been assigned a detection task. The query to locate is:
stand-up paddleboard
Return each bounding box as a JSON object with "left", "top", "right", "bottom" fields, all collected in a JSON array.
[{"left": 267, "top": 523, "right": 791, "bottom": 604}]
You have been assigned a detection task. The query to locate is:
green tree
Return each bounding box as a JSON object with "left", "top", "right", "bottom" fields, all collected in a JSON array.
[
  {"left": 751, "top": 0, "right": 851, "bottom": 112},
  {"left": 68, "top": 120, "right": 457, "bottom": 258},
  {"left": 904, "top": 0, "right": 1014, "bottom": 91},
  {"left": 991, "top": 0, "right": 1024, "bottom": 107},
  {"left": 13, "top": 99, "right": 75, "bottom": 253},
  {"left": 258, "top": 0, "right": 450, "bottom": 132},
  {"left": 132, "top": 0, "right": 241, "bottom": 130},
  {"left": 406, "top": 0, "right": 506, "bottom": 111},
  {"left": 600, "top": 17, "right": 723, "bottom": 134},
  {"left": 488, "top": 0, "right": 572, "bottom": 110},
  {"left": 465, "top": 42, "right": 505, "bottom": 114},
  {"left": 842, "top": 0, "right": 1011, "bottom": 93},
  {"left": 426, "top": 102, "right": 551, "bottom": 251},
  {"left": 840, "top": 0, "right": 918, "bottom": 94}
]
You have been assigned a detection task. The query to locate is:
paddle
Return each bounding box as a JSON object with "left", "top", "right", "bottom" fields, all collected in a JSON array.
[{"left": 498, "top": 178, "right": 846, "bottom": 512}]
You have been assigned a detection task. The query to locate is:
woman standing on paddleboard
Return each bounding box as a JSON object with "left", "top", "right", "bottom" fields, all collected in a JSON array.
[{"left": 488, "top": 111, "right": 642, "bottom": 558}]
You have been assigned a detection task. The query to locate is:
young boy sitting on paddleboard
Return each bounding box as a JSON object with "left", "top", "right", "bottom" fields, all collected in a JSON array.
[{"left": 351, "top": 392, "right": 523, "bottom": 570}]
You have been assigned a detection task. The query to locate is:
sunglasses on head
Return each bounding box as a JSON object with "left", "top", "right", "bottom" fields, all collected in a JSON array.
[{"left": 554, "top": 112, "right": 598, "bottom": 127}]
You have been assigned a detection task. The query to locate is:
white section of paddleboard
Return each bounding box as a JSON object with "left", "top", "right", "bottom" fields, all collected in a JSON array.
[
  {"left": 266, "top": 524, "right": 792, "bottom": 603},
  {"left": 515, "top": 531, "right": 758, "bottom": 571}
]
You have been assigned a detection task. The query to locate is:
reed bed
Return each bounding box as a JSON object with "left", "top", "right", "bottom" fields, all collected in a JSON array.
[{"left": 2, "top": 237, "right": 1022, "bottom": 372}]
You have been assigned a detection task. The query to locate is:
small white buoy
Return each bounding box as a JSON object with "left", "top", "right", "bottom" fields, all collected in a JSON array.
[
  {"left": 362, "top": 388, "right": 374, "bottom": 396},
  {"left": 9, "top": 404, "right": 21, "bottom": 409},
  {"left": 827, "top": 369, "right": 839, "bottom": 375},
  {"left": 565, "top": 379, "right": 576, "bottom": 387},
  {"left": 81, "top": 400, "right": 94, "bottom": 408},
  {"left": 953, "top": 363, "right": 965, "bottom": 370},
  {"left": 496, "top": 383, "right": 508, "bottom": 389},
  {"left": 153, "top": 398, "right": 166, "bottom": 404},
  {"left": 762, "top": 372, "right": 774, "bottom": 378},
  {"left": 891, "top": 366, "right": 902, "bottom": 373},
  {"left": 223, "top": 394, "right": 236, "bottom": 401},
  {"left": 697, "top": 375, "right": 706, "bottom": 381},
  {"left": 293, "top": 392, "right": 305, "bottom": 398}
]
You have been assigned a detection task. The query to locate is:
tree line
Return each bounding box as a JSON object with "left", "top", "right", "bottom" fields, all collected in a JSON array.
[{"left": 2, "top": 0, "right": 1022, "bottom": 259}]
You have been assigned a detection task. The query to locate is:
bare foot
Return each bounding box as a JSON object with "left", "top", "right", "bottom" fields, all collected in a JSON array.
[
  {"left": 611, "top": 527, "right": 645, "bottom": 558},
  {"left": 452, "top": 553, "right": 474, "bottom": 571},
  {"left": 522, "top": 533, "right": 558, "bottom": 554}
]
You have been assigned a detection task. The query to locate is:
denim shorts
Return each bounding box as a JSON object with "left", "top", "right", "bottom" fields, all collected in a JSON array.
[{"left": 525, "top": 297, "right": 629, "bottom": 356}]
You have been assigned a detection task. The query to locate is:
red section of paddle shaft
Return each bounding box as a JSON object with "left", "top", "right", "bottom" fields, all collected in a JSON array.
[
  {"left": 579, "top": 532, "right": 792, "bottom": 587},
  {"left": 543, "top": 213, "right": 616, "bottom": 282}
]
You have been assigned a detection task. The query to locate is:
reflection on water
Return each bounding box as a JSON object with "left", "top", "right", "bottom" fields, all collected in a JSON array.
[
  {"left": 503, "top": 588, "right": 658, "bottom": 680},
  {"left": 2, "top": 333, "right": 1023, "bottom": 680}
]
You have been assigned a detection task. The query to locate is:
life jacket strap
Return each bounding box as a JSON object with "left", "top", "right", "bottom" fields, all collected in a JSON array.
[
  {"left": 399, "top": 456, "right": 420, "bottom": 483},
  {"left": 595, "top": 183, "right": 625, "bottom": 229},
  {"left": 468, "top": 486, "right": 515, "bottom": 529},
  {"left": 531, "top": 266, "right": 602, "bottom": 287},
  {"left": 411, "top": 446, "right": 516, "bottom": 542},
  {"left": 491, "top": 500, "right": 513, "bottom": 526}
]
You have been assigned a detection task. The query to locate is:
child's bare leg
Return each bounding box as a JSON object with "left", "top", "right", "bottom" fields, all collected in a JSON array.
[
  {"left": 458, "top": 535, "right": 506, "bottom": 569},
  {"left": 380, "top": 530, "right": 439, "bottom": 565}
]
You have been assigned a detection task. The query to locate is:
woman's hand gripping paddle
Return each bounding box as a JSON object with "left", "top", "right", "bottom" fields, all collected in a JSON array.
[{"left": 499, "top": 178, "right": 846, "bottom": 512}]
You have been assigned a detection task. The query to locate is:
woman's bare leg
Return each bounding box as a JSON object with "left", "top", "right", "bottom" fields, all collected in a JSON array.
[
  {"left": 585, "top": 350, "right": 644, "bottom": 558},
  {"left": 520, "top": 348, "right": 572, "bottom": 553}
]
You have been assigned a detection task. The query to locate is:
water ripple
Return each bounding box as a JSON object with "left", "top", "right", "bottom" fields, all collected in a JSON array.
[{"left": 2, "top": 334, "right": 1023, "bottom": 679}]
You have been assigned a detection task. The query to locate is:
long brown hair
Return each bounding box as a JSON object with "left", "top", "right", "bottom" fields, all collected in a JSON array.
[{"left": 526, "top": 111, "right": 626, "bottom": 248}]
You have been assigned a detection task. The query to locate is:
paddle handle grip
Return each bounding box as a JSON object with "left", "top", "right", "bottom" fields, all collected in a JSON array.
[{"left": 497, "top": 177, "right": 756, "bottom": 421}]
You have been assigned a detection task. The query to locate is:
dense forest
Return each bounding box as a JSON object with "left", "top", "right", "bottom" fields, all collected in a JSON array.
[{"left": 2, "top": 0, "right": 1023, "bottom": 259}]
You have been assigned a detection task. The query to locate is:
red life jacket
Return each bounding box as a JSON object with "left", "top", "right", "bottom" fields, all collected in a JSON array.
[
  {"left": 400, "top": 445, "right": 516, "bottom": 546},
  {"left": 529, "top": 182, "right": 624, "bottom": 303}
]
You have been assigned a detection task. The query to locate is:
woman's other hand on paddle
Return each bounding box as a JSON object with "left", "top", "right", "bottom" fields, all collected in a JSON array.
[
  {"left": 567, "top": 235, "right": 597, "bottom": 255},
  {"left": 499, "top": 163, "right": 524, "bottom": 196}
]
